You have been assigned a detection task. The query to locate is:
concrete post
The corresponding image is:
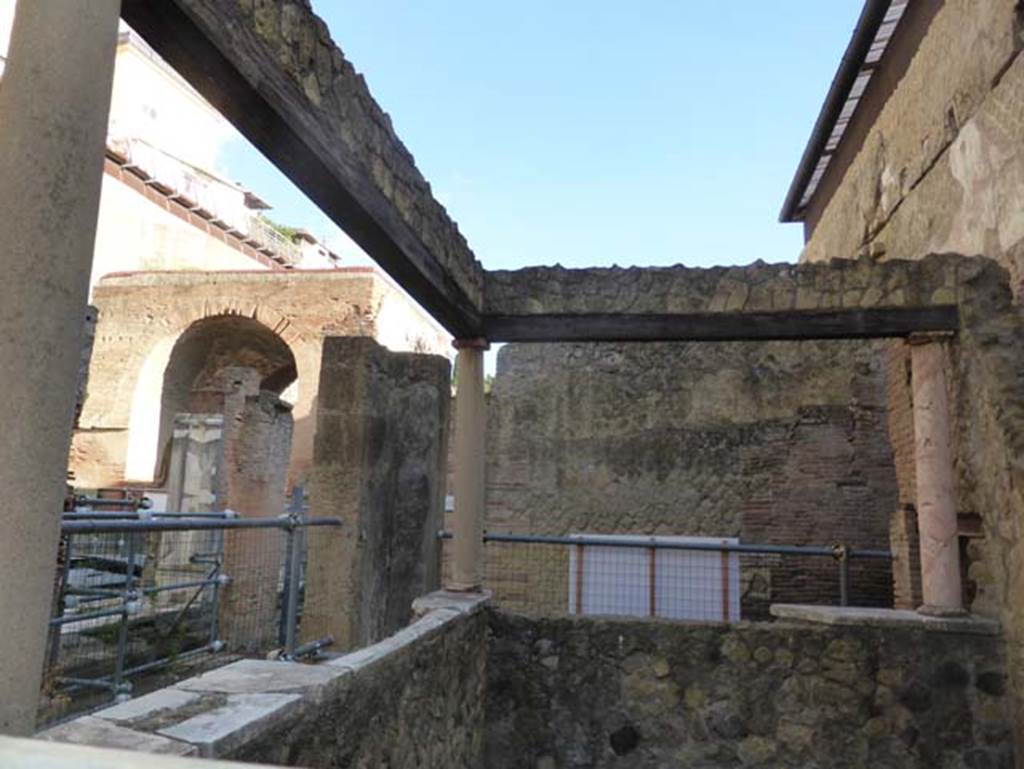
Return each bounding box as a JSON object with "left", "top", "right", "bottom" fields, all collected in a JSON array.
[
  {"left": 0, "top": 0, "right": 119, "bottom": 735},
  {"left": 450, "top": 338, "right": 489, "bottom": 591},
  {"left": 909, "top": 334, "right": 963, "bottom": 615}
]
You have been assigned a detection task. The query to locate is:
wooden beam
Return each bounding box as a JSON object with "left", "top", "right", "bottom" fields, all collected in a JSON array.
[
  {"left": 119, "top": 0, "right": 481, "bottom": 336},
  {"left": 483, "top": 306, "right": 959, "bottom": 343}
]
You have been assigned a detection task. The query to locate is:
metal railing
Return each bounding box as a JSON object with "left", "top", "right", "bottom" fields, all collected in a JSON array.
[
  {"left": 41, "top": 497, "right": 340, "bottom": 725},
  {"left": 440, "top": 531, "right": 893, "bottom": 620}
]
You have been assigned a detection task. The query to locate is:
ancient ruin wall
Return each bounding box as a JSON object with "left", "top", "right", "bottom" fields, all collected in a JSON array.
[
  {"left": 485, "top": 254, "right": 968, "bottom": 316},
  {"left": 72, "top": 269, "right": 446, "bottom": 487},
  {"left": 800, "top": 2, "right": 1024, "bottom": 293},
  {"left": 304, "top": 337, "right": 450, "bottom": 651},
  {"left": 39, "top": 595, "right": 489, "bottom": 767},
  {"left": 485, "top": 339, "right": 898, "bottom": 613},
  {"left": 486, "top": 611, "right": 1014, "bottom": 769}
]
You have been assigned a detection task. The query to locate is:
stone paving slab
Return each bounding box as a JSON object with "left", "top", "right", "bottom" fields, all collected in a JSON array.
[
  {"left": 38, "top": 715, "right": 197, "bottom": 757},
  {"left": 95, "top": 688, "right": 201, "bottom": 724},
  {"left": 176, "top": 658, "right": 349, "bottom": 702},
  {"left": 157, "top": 693, "right": 302, "bottom": 758},
  {"left": 770, "top": 604, "right": 1002, "bottom": 635}
]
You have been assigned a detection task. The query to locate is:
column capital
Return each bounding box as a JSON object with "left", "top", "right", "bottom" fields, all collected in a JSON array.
[
  {"left": 907, "top": 330, "right": 955, "bottom": 346},
  {"left": 452, "top": 337, "right": 490, "bottom": 351}
]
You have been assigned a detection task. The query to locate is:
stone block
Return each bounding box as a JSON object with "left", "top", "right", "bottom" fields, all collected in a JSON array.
[
  {"left": 176, "top": 658, "right": 349, "bottom": 703},
  {"left": 157, "top": 692, "right": 303, "bottom": 757},
  {"left": 94, "top": 688, "right": 201, "bottom": 724},
  {"left": 38, "top": 716, "right": 197, "bottom": 757}
]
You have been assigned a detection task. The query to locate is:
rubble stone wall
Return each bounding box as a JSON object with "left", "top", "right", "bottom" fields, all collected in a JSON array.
[
  {"left": 38, "top": 594, "right": 489, "bottom": 768},
  {"left": 484, "top": 254, "right": 978, "bottom": 317},
  {"left": 486, "top": 611, "right": 1014, "bottom": 769}
]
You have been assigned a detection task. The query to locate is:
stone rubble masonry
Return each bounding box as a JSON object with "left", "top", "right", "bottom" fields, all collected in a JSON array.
[
  {"left": 800, "top": 1, "right": 1024, "bottom": 296},
  {"left": 303, "top": 337, "right": 450, "bottom": 651},
  {"left": 485, "top": 611, "right": 1015, "bottom": 769},
  {"left": 483, "top": 250, "right": 1024, "bottom": 756},
  {"left": 35, "top": 592, "right": 490, "bottom": 767},
  {"left": 484, "top": 253, "right": 988, "bottom": 316},
  {"left": 173, "top": 0, "right": 483, "bottom": 310}
]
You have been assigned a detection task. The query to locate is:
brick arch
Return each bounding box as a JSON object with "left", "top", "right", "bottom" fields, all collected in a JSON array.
[{"left": 123, "top": 312, "right": 300, "bottom": 484}]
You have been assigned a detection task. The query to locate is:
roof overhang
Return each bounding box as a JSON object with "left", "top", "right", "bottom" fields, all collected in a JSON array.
[{"left": 779, "top": 0, "right": 908, "bottom": 223}]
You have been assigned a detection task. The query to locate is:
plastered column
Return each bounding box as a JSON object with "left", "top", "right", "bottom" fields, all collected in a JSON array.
[
  {"left": 910, "top": 335, "right": 963, "bottom": 614},
  {"left": 450, "top": 338, "right": 489, "bottom": 591},
  {"left": 0, "top": 0, "right": 119, "bottom": 735}
]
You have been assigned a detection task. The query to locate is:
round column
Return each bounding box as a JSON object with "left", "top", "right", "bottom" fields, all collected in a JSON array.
[
  {"left": 449, "top": 338, "right": 489, "bottom": 591},
  {"left": 910, "top": 334, "right": 963, "bottom": 615},
  {"left": 0, "top": 0, "right": 120, "bottom": 734}
]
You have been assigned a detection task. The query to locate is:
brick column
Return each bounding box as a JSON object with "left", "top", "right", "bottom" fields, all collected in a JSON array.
[
  {"left": 910, "top": 334, "right": 963, "bottom": 615},
  {"left": 450, "top": 338, "right": 489, "bottom": 591},
  {"left": 0, "top": 0, "right": 119, "bottom": 735}
]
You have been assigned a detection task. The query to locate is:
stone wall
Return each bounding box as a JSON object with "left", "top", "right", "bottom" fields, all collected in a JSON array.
[
  {"left": 800, "top": 2, "right": 1024, "bottom": 293},
  {"left": 304, "top": 337, "right": 450, "bottom": 651},
  {"left": 485, "top": 339, "right": 898, "bottom": 614},
  {"left": 39, "top": 593, "right": 489, "bottom": 767},
  {"left": 486, "top": 611, "right": 1014, "bottom": 769},
  {"left": 484, "top": 254, "right": 976, "bottom": 317}
]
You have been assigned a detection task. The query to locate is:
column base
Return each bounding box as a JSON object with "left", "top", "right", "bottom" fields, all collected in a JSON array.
[
  {"left": 916, "top": 604, "right": 968, "bottom": 618},
  {"left": 445, "top": 581, "right": 483, "bottom": 593}
]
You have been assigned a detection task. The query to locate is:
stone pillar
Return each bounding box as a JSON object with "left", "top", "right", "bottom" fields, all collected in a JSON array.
[
  {"left": 0, "top": 0, "right": 119, "bottom": 735},
  {"left": 304, "top": 338, "right": 450, "bottom": 650},
  {"left": 910, "top": 334, "right": 963, "bottom": 614},
  {"left": 450, "top": 338, "right": 489, "bottom": 591}
]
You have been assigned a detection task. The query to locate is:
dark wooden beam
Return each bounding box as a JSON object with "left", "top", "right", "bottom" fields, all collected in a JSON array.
[
  {"left": 119, "top": 0, "right": 481, "bottom": 337},
  {"left": 483, "top": 306, "right": 959, "bottom": 343}
]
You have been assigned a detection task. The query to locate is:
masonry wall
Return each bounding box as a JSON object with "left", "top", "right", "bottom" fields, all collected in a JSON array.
[
  {"left": 304, "top": 337, "right": 450, "bottom": 651},
  {"left": 486, "top": 611, "right": 1014, "bottom": 769},
  {"left": 38, "top": 595, "right": 489, "bottom": 767},
  {"left": 233, "top": 606, "right": 487, "bottom": 768},
  {"left": 801, "top": 2, "right": 1024, "bottom": 292},
  {"left": 71, "top": 269, "right": 449, "bottom": 488},
  {"left": 485, "top": 340, "right": 898, "bottom": 614}
]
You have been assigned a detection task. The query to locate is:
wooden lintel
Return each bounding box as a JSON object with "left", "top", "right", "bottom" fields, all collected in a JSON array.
[
  {"left": 483, "top": 306, "right": 960, "bottom": 343},
  {"left": 120, "top": 0, "right": 482, "bottom": 337}
]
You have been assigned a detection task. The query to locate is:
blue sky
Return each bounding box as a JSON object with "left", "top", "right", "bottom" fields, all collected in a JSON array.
[{"left": 222, "top": 1, "right": 863, "bottom": 271}]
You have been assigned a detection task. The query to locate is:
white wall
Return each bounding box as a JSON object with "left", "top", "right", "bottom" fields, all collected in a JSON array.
[{"left": 91, "top": 173, "right": 270, "bottom": 291}]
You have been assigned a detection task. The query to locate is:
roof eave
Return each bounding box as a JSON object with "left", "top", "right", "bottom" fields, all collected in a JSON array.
[{"left": 779, "top": 0, "right": 893, "bottom": 223}]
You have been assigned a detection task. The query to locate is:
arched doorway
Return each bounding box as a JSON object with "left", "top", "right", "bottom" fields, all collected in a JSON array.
[{"left": 152, "top": 314, "right": 298, "bottom": 482}]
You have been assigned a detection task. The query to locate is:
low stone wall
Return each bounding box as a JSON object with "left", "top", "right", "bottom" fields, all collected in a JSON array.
[
  {"left": 486, "top": 611, "right": 1014, "bottom": 768},
  {"left": 39, "top": 592, "right": 489, "bottom": 767}
]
